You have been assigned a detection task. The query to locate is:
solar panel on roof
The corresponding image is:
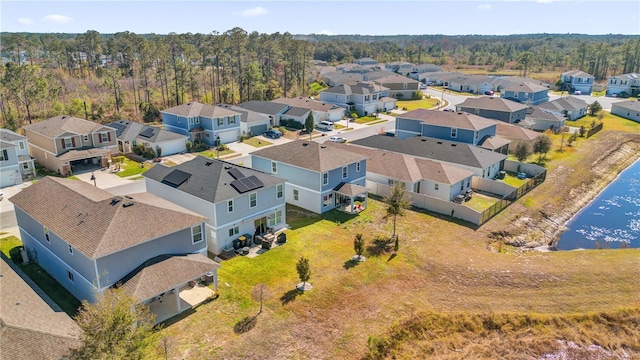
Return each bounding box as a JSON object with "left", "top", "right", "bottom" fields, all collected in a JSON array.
[
  {"left": 230, "top": 179, "right": 249, "bottom": 193},
  {"left": 244, "top": 175, "right": 264, "bottom": 190},
  {"left": 227, "top": 167, "right": 245, "bottom": 179},
  {"left": 162, "top": 169, "right": 191, "bottom": 188},
  {"left": 139, "top": 128, "right": 155, "bottom": 138}
]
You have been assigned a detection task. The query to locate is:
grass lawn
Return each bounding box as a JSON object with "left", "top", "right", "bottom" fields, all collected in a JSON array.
[
  {"left": 567, "top": 112, "right": 640, "bottom": 133},
  {"left": 1, "top": 236, "right": 81, "bottom": 317},
  {"left": 242, "top": 137, "right": 272, "bottom": 148},
  {"left": 334, "top": 123, "right": 346, "bottom": 130},
  {"left": 396, "top": 97, "right": 442, "bottom": 111},
  {"left": 115, "top": 158, "right": 154, "bottom": 177},
  {"left": 354, "top": 116, "right": 382, "bottom": 124},
  {"left": 502, "top": 172, "right": 530, "bottom": 187},
  {"left": 199, "top": 148, "right": 236, "bottom": 158},
  {"left": 465, "top": 194, "right": 499, "bottom": 211}
]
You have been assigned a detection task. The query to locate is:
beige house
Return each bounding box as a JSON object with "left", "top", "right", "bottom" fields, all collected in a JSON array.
[{"left": 23, "top": 115, "right": 117, "bottom": 176}]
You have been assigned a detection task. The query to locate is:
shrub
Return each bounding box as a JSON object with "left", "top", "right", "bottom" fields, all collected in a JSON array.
[
  {"left": 217, "top": 143, "right": 228, "bottom": 151},
  {"left": 186, "top": 141, "right": 193, "bottom": 152},
  {"left": 279, "top": 119, "right": 304, "bottom": 129}
]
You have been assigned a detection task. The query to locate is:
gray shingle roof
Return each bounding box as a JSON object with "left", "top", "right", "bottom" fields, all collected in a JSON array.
[
  {"left": 107, "top": 120, "right": 187, "bottom": 143},
  {"left": 238, "top": 100, "right": 290, "bottom": 116},
  {"left": 24, "top": 115, "right": 112, "bottom": 138},
  {"left": 399, "top": 109, "right": 497, "bottom": 131},
  {"left": 282, "top": 106, "right": 310, "bottom": 117},
  {"left": 526, "top": 107, "right": 566, "bottom": 122},
  {"left": 502, "top": 81, "right": 549, "bottom": 93},
  {"left": 495, "top": 122, "right": 541, "bottom": 141},
  {"left": 351, "top": 135, "right": 506, "bottom": 169},
  {"left": 143, "top": 156, "right": 284, "bottom": 203},
  {"left": 251, "top": 140, "right": 367, "bottom": 173},
  {"left": 1, "top": 259, "right": 81, "bottom": 360},
  {"left": 271, "top": 97, "right": 342, "bottom": 112},
  {"left": 538, "top": 96, "right": 588, "bottom": 112},
  {"left": 217, "top": 104, "right": 271, "bottom": 124},
  {"left": 161, "top": 101, "right": 240, "bottom": 119},
  {"left": 10, "top": 177, "right": 205, "bottom": 259},
  {"left": 322, "top": 81, "right": 387, "bottom": 95},
  {"left": 0, "top": 128, "right": 26, "bottom": 142},
  {"left": 562, "top": 69, "right": 594, "bottom": 78},
  {"left": 611, "top": 100, "right": 640, "bottom": 112},
  {"left": 458, "top": 97, "right": 528, "bottom": 113}
]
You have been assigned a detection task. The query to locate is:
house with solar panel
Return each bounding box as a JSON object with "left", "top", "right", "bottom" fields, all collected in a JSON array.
[
  {"left": 107, "top": 120, "right": 189, "bottom": 156},
  {"left": 160, "top": 101, "right": 241, "bottom": 146},
  {"left": 143, "top": 156, "right": 287, "bottom": 255},
  {"left": 10, "top": 176, "right": 220, "bottom": 324},
  {"left": 606, "top": 72, "right": 640, "bottom": 97},
  {"left": 251, "top": 140, "right": 369, "bottom": 214}
]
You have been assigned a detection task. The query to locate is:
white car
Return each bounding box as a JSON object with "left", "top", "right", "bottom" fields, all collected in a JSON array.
[{"left": 328, "top": 136, "right": 347, "bottom": 143}]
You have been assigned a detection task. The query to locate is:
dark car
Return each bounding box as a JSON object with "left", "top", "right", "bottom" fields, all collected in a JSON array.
[
  {"left": 264, "top": 129, "right": 282, "bottom": 139},
  {"left": 484, "top": 90, "right": 495, "bottom": 96}
]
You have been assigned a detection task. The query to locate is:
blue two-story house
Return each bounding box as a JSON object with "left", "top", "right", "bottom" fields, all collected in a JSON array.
[
  {"left": 251, "top": 140, "right": 369, "bottom": 214},
  {"left": 561, "top": 70, "right": 595, "bottom": 95},
  {"left": 1, "top": 129, "right": 36, "bottom": 188},
  {"left": 161, "top": 101, "right": 241, "bottom": 146},
  {"left": 500, "top": 82, "right": 550, "bottom": 105},
  {"left": 11, "top": 177, "right": 220, "bottom": 324}
]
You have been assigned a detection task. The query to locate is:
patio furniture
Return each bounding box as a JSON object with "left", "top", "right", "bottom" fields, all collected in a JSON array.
[
  {"left": 262, "top": 239, "right": 272, "bottom": 250},
  {"left": 277, "top": 232, "right": 287, "bottom": 244},
  {"left": 242, "top": 247, "right": 250, "bottom": 255}
]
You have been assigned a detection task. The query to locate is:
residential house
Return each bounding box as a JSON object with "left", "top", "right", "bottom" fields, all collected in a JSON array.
[
  {"left": 351, "top": 135, "right": 506, "bottom": 179},
  {"left": 281, "top": 106, "right": 311, "bottom": 127},
  {"left": 561, "top": 70, "right": 595, "bottom": 94},
  {"left": 385, "top": 61, "right": 414, "bottom": 76},
  {"left": 410, "top": 63, "right": 444, "bottom": 80},
  {"left": 424, "top": 71, "right": 466, "bottom": 86},
  {"left": 336, "top": 63, "right": 371, "bottom": 74},
  {"left": 446, "top": 75, "right": 494, "bottom": 95},
  {"left": 1, "top": 258, "right": 82, "bottom": 360},
  {"left": 500, "top": 82, "right": 550, "bottom": 105},
  {"left": 606, "top": 73, "right": 640, "bottom": 97},
  {"left": 522, "top": 107, "right": 566, "bottom": 131},
  {"left": 456, "top": 97, "right": 529, "bottom": 124},
  {"left": 326, "top": 142, "right": 474, "bottom": 203},
  {"left": 319, "top": 81, "right": 397, "bottom": 117},
  {"left": 323, "top": 72, "right": 365, "bottom": 87},
  {"left": 0, "top": 129, "right": 36, "bottom": 187},
  {"left": 372, "top": 74, "right": 421, "bottom": 99},
  {"left": 10, "top": 177, "right": 219, "bottom": 324},
  {"left": 538, "top": 96, "right": 588, "bottom": 121},
  {"left": 363, "top": 70, "right": 398, "bottom": 81},
  {"left": 611, "top": 100, "right": 640, "bottom": 123},
  {"left": 494, "top": 120, "right": 541, "bottom": 143},
  {"left": 144, "top": 156, "right": 287, "bottom": 255},
  {"left": 217, "top": 104, "right": 272, "bottom": 137},
  {"left": 238, "top": 100, "right": 291, "bottom": 127},
  {"left": 23, "top": 115, "right": 117, "bottom": 176},
  {"left": 251, "top": 140, "right": 368, "bottom": 214},
  {"left": 355, "top": 57, "right": 378, "bottom": 66},
  {"left": 271, "top": 97, "right": 346, "bottom": 122},
  {"left": 161, "top": 101, "right": 241, "bottom": 146},
  {"left": 107, "top": 120, "right": 188, "bottom": 156}
]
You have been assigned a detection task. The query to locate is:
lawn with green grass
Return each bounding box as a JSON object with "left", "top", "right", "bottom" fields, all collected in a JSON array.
[
  {"left": 396, "top": 97, "right": 441, "bottom": 111},
  {"left": 465, "top": 194, "right": 499, "bottom": 211},
  {"left": 199, "top": 148, "right": 236, "bottom": 158},
  {"left": 115, "top": 158, "right": 154, "bottom": 177},
  {"left": 1, "top": 236, "right": 81, "bottom": 317},
  {"left": 242, "top": 137, "right": 272, "bottom": 148},
  {"left": 354, "top": 116, "right": 381, "bottom": 124}
]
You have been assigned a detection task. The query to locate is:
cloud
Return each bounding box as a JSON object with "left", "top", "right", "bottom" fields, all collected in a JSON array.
[
  {"left": 43, "top": 14, "right": 72, "bottom": 24},
  {"left": 238, "top": 7, "right": 268, "bottom": 17},
  {"left": 318, "top": 29, "right": 333, "bottom": 35},
  {"left": 477, "top": 4, "right": 492, "bottom": 10},
  {"left": 18, "top": 17, "right": 33, "bottom": 25}
]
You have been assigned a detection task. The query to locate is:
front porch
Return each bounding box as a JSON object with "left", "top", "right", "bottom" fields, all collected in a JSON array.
[
  {"left": 334, "top": 182, "right": 369, "bottom": 214},
  {"left": 146, "top": 281, "right": 216, "bottom": 324}
]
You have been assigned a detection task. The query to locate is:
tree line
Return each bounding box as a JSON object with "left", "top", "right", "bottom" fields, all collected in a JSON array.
[{"left": 1, "top": 30, "right": 639, "bottom": 130}]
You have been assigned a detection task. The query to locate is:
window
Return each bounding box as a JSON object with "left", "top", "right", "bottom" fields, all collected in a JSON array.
[
  {"left": 191, "top": 224, "right": 203, "bottom": 244},
  {"left": 276, "top": 184, "right": 283, "bottom": 199},
  {"left": 474, "top": 131, "right": 479, "bottom": 140},
  {"left": 228, "top": 226, "right": 239, "bottom": 237},
  {"left": 356, "top": 161, "right": 361, "bottom": 172},
  {"left": 342, "top": 166, "right": 348, "bottom": 179},
  {"left": 460, "top": 182, "right": 464, "bottom": 191},
  {"left": 83, "top": 135, "right": 89, "bottom": 142},
  {"left": 44, "top": 226, "right": 50, "bottom": 243},
  {"left": 189, "top": 118, "right": 195, "bottom": 125},
  {"left": 294, "top": 189, "right": 299, "bottom": 201},
  {"left": 322, "top": 172, "right": 329, "bottom": 186},
  {"left": 323, "top": 193, "right": 333, "bottom": 207},
  {"left": 18, "top": 141, "right": 25, "bottom": 150},
  {"left": 249, "top": 192, "right": 257, "bottom": 208},
  {"left": 403, "top": 83, "right": 408, "bottom": 89},
  {"left": 229, "top": 116, "right": 236, "bottom": 125},
  {"left": 64, "top": 138, "right": 73, "bottom": 148},
  {"left": 22, "top": 163, "right": 29, "bottom": 170},
  {"left": 67, "top": 270, "right": 74, "bottom": 282},
  {"left": 451, "top": 128, "right": 457, "bottom": 138},
  {"left": 434, "top": 184, "right": 439, "bottom": 191},
  {"left": 101, "top": 132, "right": 109, "bottom": 142},
  {"left": 388, "top": 179, "right": 395, "bottom": 186},
  {"left": 68, "top": 244, "right": 74, "bottom": 255},
  {"left": 0, "top": 149, "right": 7, "bottom": 161},
  {"left": 227, "top": 200, "right": 234, "bottom": 213},
  {"left": 271, "top": 161, "right": 277, "bottom": 174},
  {"left": 268, "top": 210, "right": 282, "bottom": 226},
  {"left": 195, "top": 117, "right": 200, "bottom": 124},
  {"left": 413, "top": 182, "right": 420, "bottom": 193},
  {"left": 218, "top": 118, "right": 224, "bottom": 126}
]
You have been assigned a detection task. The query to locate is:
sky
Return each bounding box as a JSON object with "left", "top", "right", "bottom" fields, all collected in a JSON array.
[{"left": 1, "top": 0, "right": 639, "bottom": 36}]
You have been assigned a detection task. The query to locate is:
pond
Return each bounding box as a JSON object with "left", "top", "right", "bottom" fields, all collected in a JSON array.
[{"left": 557, "top": 159, "right": 640, "bottom": 250}]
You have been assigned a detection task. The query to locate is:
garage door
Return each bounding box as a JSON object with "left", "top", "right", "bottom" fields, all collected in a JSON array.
[
  {"left": 250, "top": 124, "right": 268, "bottom": 136},
  {"left": 158, "top": 140, "right": 187, "bottom": 156},
  {"left": 0, "top": 169, "right": 17, "bottom": 188},
  {"left": 218, "top": 129, "right": 239, "bottom": 144}
]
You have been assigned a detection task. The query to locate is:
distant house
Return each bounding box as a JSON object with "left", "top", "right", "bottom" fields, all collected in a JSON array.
[
  {"left": 217, "top": 104, "right": 272, "bottom": 137},
  {"left": 336, "top": 63, "right": 371, "bottom": 74},
  {"left": 326, "top": 142, "right": 474, "bottom": 203},
  {"left": 271, "top": 97, "right": 346, "bottom": 122},
  {"left": 411, "top": 64, "right": 443, "bottom": 80},
  {"left": 23, "top": 115, "right": 117, "bottom": 176},
  {"left": 238, "top": 100, "right": 291, "bottom": 127},
  {"left": 522, "top": 107, "right": 566, "bottom": 132},
  {"left": 355, "top": 57, "right": 378, "bottom": 66},
  {"left": 384, "top": 61, "right": 414, "bottom": 76},
  {"left": 372, "top": 74, "right": 421, "bottom": 99},
  {"left": 446, "top": 75, "right": 494, "bottom": 95},
  {"left": 107, "top": 120, "right": 188, "bottom": 156},
  {"left": 0, "top": 129, "right": 36, "bottom": 187},
  {"left": 561, "top": 70, "right": 595, "bottom": 94},
  {"left": 323, "top": 72, "right": 365, "bottom": 87},
  {"left": 611, "top": 100, "right": 640, "bottom": 123},
  {"left": 494, "top": 121, "right": 541, "bottom": 143},
  {"left": 352, "top": 135, "right": 506, "bottom": 179},
  {"left": 319, "top": 81, "right": 397, "bottom": 117},
  {"left": 500, "top": 82, "right": 550, "bottom": 105},
  {"left": 456, "top": 97, "right": 528, "bottom": 124},
  {"left": 281, "top": 106, "right": 311, "bottom": 127},
  {"left": 1, "top": 258, "right": 81, "bottom": 360},
  {"left": 144, "top": 156, "right": 287, "bottom": 255},
  {"left": 11, "top": 177, "right": 219, "bottom": 324},
  {"left": 161, "top": 102, "right": 241, "bottom": 146},
  {"left": 606, "top": 73, "right": 640, "bottom": 97},
  {"left": 251, "top": 140, "right": 368, "bottom": 214},
  {"left": 538, "top": 96, "right": 588, "bottom": 121}
]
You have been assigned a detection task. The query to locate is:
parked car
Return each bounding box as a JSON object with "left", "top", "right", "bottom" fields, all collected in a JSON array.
[
  {"left": 384, "top": 130, "right": 395, "bottom": 137},
  {"left": 264, "top": 129, "right": 282, "bottom": 139},
  {"left": 328, "top": 136, "right": 347, "bottom": 143},
  {"left": 484, "top": 90, "right": 494, "bottom": 96},
  {"left": 419, "top": 84, "right": 427, "bottom": 90},
  {"left": 316, "top": 121, "right": 334, "bottom": 131}
]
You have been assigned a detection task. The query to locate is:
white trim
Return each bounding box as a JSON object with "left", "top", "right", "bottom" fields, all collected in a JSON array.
[
  {"left": 191, "top": 224, "right": 204, "bottom": 244},
  {"left": 249, "top": 192, "right": 257, "bottom": 208},
  {"left": 93, "top": 259, "right": 101, "bottom": 289},
  {"left": 214, "top": 203, "right": 286, "bottom": 230}
]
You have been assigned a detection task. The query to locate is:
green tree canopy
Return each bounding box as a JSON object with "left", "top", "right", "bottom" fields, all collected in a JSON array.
[
  {"left": 296, "top": 257, "right": 311, "bottom": 287},
  {"left": 513, "top": 141, "right": 532, "bottom": 162},
  {"left": 384, "top": 181, "right": 411, "bottom": 240},
  {"left": 533, "top": 134, "right": 553, "bottom": 163}
]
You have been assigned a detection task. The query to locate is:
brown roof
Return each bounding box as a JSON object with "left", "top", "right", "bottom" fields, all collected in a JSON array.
[
  {"left": 333, "top": 183, "right": 368, "bottom": 197},
  {"left": 478, "top": 136, "right": 512, "bottom": 150},
  {"left": 326, "top": 142, "right": 473, "bottom": 185},
  {"left": 117, "top": 254, "right": 219, "bottom": 302},
  {"left": 57, "top": 148, "right": 111, "bottom": 161},
  {"left": 495, "top": 122, "right": 540, "bottom": 141},
  {"left": 1, "top": 259, "right": 81, "bottom": 360},
  {"left": 457, "top": 97, "right": 528, "bottom": 113},
  {"left": 399, "top": 109, "right": 497, "bottom": 131},
  {"left": 251, "top": 140, "right": 367, "bottom": 173},
  {"left": 24, "top": 115, "right": 112, "bottom": 138},
  {"left": 10, "top": 177, "right": 206, "bottom": 259},
  {"left": 161, "top": 101, "right": 240, "bottom": 119}
]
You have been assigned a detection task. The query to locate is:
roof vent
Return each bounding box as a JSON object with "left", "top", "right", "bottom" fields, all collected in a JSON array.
[
  {"left": 122, "top": 202, "right": 134, "bottom": 208},
  {"left": 206, "top": 161, "right": 214, "bottom": 166},
  {"left": 320, "top": 145, "right": 326, "bottom": 149},
  {"left": 124, "top": 195, "right": 133, "bottom": 199},
  {"left": 61, "top": 116, "right": 67, "bottom": 119},
  {"left": 422, "top": 138, "right": 428, "bottom": 142},
  {"left": 451, "top": 143, "right": 457, "bottom": 147},
  {"left": 224, "top": 165, "right": 231, "bottom": 169},
  {"left": 302, "top": 143, "right": 309, "bottom": 147},
  {"left": 436, "top": 141, "right": 442, "bottom": 144},
  {"left": 109, "top": 197, "right": 121, "bottom": 206}
]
